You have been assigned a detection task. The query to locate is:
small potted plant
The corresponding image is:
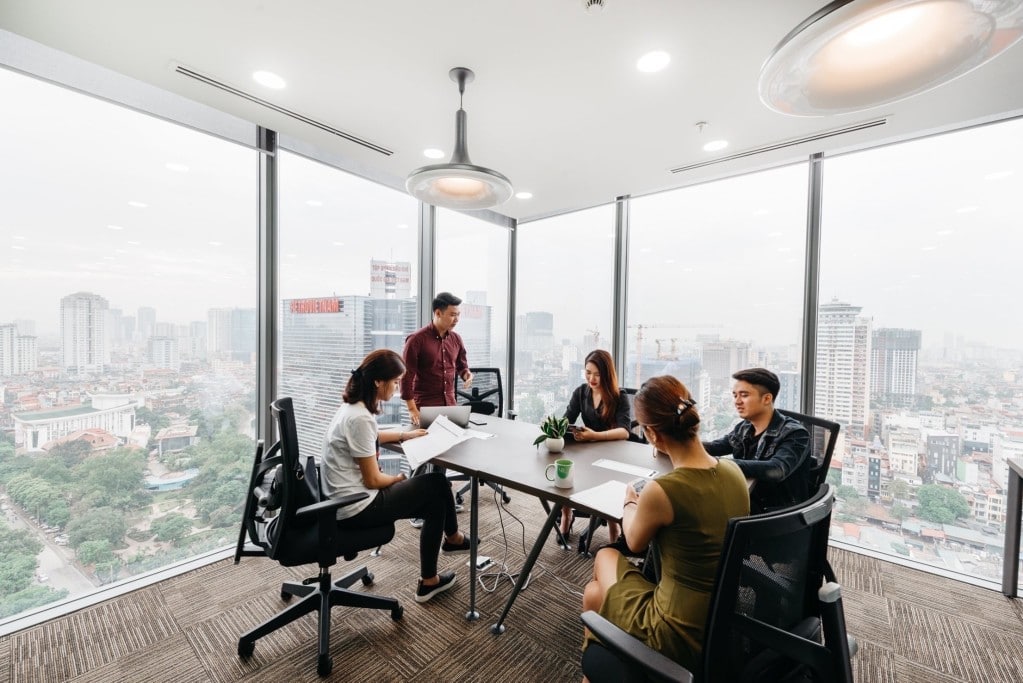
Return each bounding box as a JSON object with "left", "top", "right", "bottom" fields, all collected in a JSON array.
[{"left": 534, "top": 415, "right": 568, "bottom": 453}]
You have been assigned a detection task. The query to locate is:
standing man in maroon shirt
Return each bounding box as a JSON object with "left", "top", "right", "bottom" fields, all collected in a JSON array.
[{"left": 401, "top": 291, "right": 474, "bottom": 426}]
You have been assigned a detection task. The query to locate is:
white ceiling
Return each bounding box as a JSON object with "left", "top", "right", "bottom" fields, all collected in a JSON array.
[{"left": 2, "top": 0, "right": 1022, "bottom": 222}]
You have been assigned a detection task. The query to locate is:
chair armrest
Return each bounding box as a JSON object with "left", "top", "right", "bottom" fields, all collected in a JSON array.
[
  {"left": 580, "top": 611, "right": 694, "bottom": 683},
  {"left": 296, "top": 492, "right": 369, "bottom": 518}
]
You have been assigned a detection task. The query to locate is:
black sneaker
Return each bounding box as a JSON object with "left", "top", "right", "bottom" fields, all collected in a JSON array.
[
  {"left": 415, "top": 571, "right": 456, "bottom": 603},
  {"left": 409, "top": 518, "right": 424, "bottom": 529},
  {"left": 441, "top": 535, "right": 479, "bottom": 554}
]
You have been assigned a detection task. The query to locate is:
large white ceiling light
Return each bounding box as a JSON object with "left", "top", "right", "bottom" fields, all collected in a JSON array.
[
  {"left": 406, "top": 67, "right": 513, "bottom": 210},
  {"left": 759, "top": 0, "right": 1023, "bottom": 116}
]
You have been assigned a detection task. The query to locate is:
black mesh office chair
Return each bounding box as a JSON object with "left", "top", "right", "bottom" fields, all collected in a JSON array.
[
  {"left": 776, "top": 409, "right": 841, "bottom": 494},
  {"left": 452, "top": 367, "right": 511, "bottom": 505},
  {"left": 235, "top": 397, "right": 402, "bottom": 678},
  {"left": 581, "top": 485, "right": 855, "bottom": 683}
]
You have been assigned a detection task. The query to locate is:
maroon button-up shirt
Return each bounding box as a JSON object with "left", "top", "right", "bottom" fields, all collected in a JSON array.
[{"left": 400, "top": 323, "right": 469, "bottom": 407}]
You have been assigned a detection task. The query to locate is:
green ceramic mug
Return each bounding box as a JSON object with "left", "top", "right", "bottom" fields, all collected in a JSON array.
[{"left": 545, "top": 458, "right": 574, "bottom": 489}]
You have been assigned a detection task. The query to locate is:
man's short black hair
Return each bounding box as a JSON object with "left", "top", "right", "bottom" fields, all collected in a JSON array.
[
  {"left": 432, "top": 291, "right": 462, "bottom": 312},
  {"left": 732, "top": 368, "right": 780, "bottom": 401}
]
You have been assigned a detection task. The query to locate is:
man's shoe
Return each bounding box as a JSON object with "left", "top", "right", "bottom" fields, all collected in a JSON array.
[
  {"left": 415, "top": 571, "right": 456, "bottom": 603},
  {"left": 409, "top": 518, "right": 424, "bottom": 529},
  {"left": 441, "top": 535, "right": 479, "bottom": 553}
]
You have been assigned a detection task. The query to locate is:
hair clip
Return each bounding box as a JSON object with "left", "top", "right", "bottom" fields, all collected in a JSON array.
[
  {"left": 676, "top": 398, "right": 696, "bottom": 415},
  {"left": 351, "top": 367, "right": 364, "bottom": 378}
]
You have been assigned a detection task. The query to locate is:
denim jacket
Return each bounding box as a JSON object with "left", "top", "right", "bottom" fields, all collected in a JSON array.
[{"left": 703, "top": 410, "right": 811, "bottom": 512}]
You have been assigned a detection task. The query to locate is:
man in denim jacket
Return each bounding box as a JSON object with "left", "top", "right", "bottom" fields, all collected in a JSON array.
[{"left": 703, "top": 368, "right": 811, "bottom": 512}]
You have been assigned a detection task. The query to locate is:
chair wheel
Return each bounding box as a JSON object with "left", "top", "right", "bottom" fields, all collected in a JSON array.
[
  {"left": 391, "top": 604, "right": 404, "bottom": 620},
  {"left": 362, "top": 572, "right": 374, "bottom": 586},
  {"left": 502, "top": 493, "right": 511, "bottom": 504},
  {"left": 280, "top": 590, "right": 292, "bottom": 601},
  {"left": 455, "top": 493, "right": 464, "bottom": 505},
  {"left": 238, "top": 639, "right": 254, "bottom": 658},
  {"left": 317, "top": 654, "right": 332, "bottom": 677}
]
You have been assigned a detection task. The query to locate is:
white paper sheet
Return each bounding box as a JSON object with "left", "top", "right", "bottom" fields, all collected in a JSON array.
[
  {"left": 592, "top": 458, "right": 657, "bottom": 479},
  {"left": 400, "top": 415, "right": 472, "bottom": 470},
  {"left": 570, "top": 480, "right": 629, "bottom": 519}
]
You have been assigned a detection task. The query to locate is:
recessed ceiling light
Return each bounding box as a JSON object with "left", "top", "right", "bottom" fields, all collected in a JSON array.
[
  {"left": 703, "top": 139, "right": 729, "bottom": 152},
  {"left": 128, "top": 200, "right": 148, "bottom": 208},
  {"left": 936, "top": 229, "right": 954, "bottom": 235},
  {"left": 984, "top": 170, "right": 1013, "bottom": 180},
  {"left": 305, "top": 199, "right": 323, "bottom": 207},
  {"left": 165, "top": 162, "right": 189, "bottom": 172},
  {"left": 921, "top": 245, "right": 937, "bottom": 251},
  {"left": 107, "top": 224, "right": 124, "bottom": 230},
  {"left": 397, "top": 223, "right": 409, "bottom": 229},
  {"left": 127, "top": 240, "right": 141, "bottom": 245},
  {"left": 209, "top": 241, "right": 222, "bottom": 247},
  {"left": 252, "top": 70, "right": 286, "bottom": 89},
  {"left": 423, "top": 148, "right": 445, "bottom": 159},
  {"left": 637, "top": 51, "right": 671, "bottom": 73},
  {"left": 332, "top": 241, "right": 345, "bottom": 246},
  {"left": 515, "top": 191, "right": 533, "bottom": 200},
  {"left": 955, "top": 206, "right": 978, "bottom": 214}
]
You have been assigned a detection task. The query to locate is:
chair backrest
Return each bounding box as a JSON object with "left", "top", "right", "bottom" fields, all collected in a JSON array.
[
  {"left": 703, "top": 485, "right": 839, "bottom": 682},
  {"left": 776, "top": 409, "right": 840, "bottom": 492},
  {"left": 266, "top": 396, "right": 325, "bottom": 564},
  {"left": 620, "top": 387, "right": 647, "bottom": 444},
  {"left": 456, "top": 367, "right": 503, "bottom": 418}
]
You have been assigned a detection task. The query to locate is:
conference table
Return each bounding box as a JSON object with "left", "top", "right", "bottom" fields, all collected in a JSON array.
[{"left": 428, "top": 416, "right": 674, "bottom": 634}]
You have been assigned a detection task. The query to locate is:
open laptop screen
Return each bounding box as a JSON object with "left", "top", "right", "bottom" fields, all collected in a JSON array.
[{"left": 418, "top": 405, "right": 472, "bottom": 428}]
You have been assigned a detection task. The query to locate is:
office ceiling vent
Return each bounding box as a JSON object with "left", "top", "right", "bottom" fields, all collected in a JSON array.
[
  {"left": 172, "top": 64, "right": 393, "bottom": 156},
  {"left": 582, "top": 0, "right": 606, "bottom": 14},
  {"left": 669, "top": 117, "right": 887, "bottom": 174}
]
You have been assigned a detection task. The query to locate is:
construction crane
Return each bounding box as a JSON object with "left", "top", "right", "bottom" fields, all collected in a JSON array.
[
  {"left": 628, "top": 323, "right": 723, "bottom": 387},
  {"left": 585, "top": 327, "right": 600, "bottom": 347}
]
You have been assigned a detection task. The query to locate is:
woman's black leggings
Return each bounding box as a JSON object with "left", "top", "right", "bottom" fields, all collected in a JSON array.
[{"left": 336, "top": 471, "right": 457, "bottom": 579}]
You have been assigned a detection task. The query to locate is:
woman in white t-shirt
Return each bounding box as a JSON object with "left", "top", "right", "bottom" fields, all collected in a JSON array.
[{"left": 322, "top": 349, "right": 472, "bottom": 603}]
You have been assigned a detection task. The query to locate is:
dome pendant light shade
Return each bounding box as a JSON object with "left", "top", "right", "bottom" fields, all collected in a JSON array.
[
  {"left": 759, "top": 0, "right": 1023, "bottom": 116},
  {"left": 406, "top": 67, "right": 513, "bottom": 210}
]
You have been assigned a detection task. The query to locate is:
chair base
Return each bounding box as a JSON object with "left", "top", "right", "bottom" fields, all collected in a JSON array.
[{"left": 238, "top": 564, "right": 402, "bottom": 677}]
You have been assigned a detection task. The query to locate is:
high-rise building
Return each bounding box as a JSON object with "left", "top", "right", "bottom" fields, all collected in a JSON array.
[
  {"left": 458, "top": 290, "right": 493, "bottom": 367},
  {"left": 16, "top": 334, "right": 38, "bottom": 374},
  {"left": 700, "top": 339, "right": 750, "bottom": 394},
  {"left": 369, "top": 259, "right": 412, "bottom": 299},
  {"left": 148, "top": 336, "right": 179, "bottom": 370},
  {"left": 871, "top": 328, "right": 921, "bottom": 407},
  {"left": 280, "top": 294, "right": 418, "bottom": 457},
  {"left": 777, "top": 370, "right": 801, "bottom": 413},
  {"left": 518, "top": 311, "right": 554, "bottom": 353},
  {"left": 815, "top": 299, "right": 871, "bottom": 438},
  {"left": 137, "top": 306, "right": 156, "bottom": 343},
  {"left": 207, "top": 307, "right": 257, "bottom": 361},
  {"left": 0, "top": 324, "right": 16, "bottom": 376},
  {"left": 60, "top": 291, "right": 109, "bottom": 376}
]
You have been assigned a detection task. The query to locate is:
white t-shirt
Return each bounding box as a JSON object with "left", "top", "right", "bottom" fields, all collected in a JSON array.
[{"left": 320, "top": 401, "right": 379, "bottom": 520}]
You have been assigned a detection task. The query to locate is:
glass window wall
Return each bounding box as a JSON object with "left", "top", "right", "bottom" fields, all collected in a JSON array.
[
  {"left": 0, "top": 68, "right": 258, "bottom": 624},
  {"left": 627, "top": 166, "right": 809, "bottom": 439},
  {"left": 818, "top": 118, "right": 1023, "bottom": 585},
  {"left": 513, "top": 206, "right": 615, "bottom": 424}
]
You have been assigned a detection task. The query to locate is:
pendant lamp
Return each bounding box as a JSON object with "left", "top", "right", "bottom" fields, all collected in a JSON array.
[
  {"left": 759, "top": 0, "right": 1023, "bottom": 116},
  {"left": 406, "top": 67, "right": 513, "bottom": 210}
]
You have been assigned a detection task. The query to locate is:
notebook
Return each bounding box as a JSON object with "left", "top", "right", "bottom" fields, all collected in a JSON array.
[{"left": 418, "top": 405, "right": 472, "bottom": 429}]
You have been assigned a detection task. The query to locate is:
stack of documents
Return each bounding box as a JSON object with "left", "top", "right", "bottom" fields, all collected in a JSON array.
[{"left": 400, "top": 415, "right": 472, "bottom": 470}]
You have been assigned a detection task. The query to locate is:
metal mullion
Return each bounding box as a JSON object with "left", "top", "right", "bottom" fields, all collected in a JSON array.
[
  {"left": 256, "top": 127, "right": 278, "bottom": 446},
  {"left": 612, "top": 196, "right": 630, "bottom": 380},
  {"left": 802, "top": 153, "right": 824, "bottom": 414}
]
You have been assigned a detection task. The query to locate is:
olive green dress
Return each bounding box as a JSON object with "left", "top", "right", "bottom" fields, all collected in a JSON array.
[{"left": 589, "top": 459, "right": 750, "bottom": 674}]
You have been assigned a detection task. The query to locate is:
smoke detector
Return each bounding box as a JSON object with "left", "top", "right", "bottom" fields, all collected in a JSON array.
[{"left": 582, "top": 0, "right": 606, "bottom": 14}]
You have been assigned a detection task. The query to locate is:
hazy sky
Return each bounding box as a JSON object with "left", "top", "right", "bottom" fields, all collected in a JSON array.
[{"left": 2, "top": 66, "right": 1020, "bottom": 352}]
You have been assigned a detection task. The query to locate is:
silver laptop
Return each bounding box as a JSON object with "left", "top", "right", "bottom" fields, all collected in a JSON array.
[{"left": 418, "top": 405, "right": 472, "bottom": 428}]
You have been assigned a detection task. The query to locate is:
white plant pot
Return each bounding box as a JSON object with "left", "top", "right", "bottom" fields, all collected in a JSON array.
[{"left": 546, "top": 437, "right": 565, "bottom": 454}]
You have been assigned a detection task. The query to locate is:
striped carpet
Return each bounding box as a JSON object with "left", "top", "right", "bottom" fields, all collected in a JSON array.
[{"left": 3, "top": 489, "right": 1023, "bottom": 682}]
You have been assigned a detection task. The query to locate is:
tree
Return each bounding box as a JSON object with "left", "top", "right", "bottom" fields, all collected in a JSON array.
[
  {"left": 888, "top": 479, "right": 910, "bottom": 501},
  {"left": 0, "top": 526, "right": 43, "bottom": 597},
  {"left": 76, "top": 539, "right": 115, "bottom": 566},
  {"left": 67, "top": 506, "right": 128, "bottom": 549},
  {"left": 73, "top": 448, "right": 148, "bottom": 510},
  {"left": 135, "top": 406, "right": 170, "bottom": 432},
  {"left": 46, "top": 440, "right": 92, "bottom": 468},
  {"left": 516, "top": 395, "right": 546, "bottom": 425},
  {"left": 151, "top": 513, "right": 193, "bottom": 543},
  {"left": 836, "top": 485, "right": 860, "bottom": 500},
  {"left": 826, "top": 469, "right": 842, "bottom": 487},
  {"left": 890, "top": 503, "right": 911, "bottom": 521},
  {"left": 917, "top": 485, "right": 969, "bottom": 524}
]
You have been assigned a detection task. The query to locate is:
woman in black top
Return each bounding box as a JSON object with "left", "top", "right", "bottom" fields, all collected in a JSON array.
[{"left": 562, "top": 349, "right": 632, "bottom": 541}]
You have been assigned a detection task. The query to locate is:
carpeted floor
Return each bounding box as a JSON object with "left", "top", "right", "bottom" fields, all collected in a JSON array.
[{"left": 2, "top": 489, "right": 1023, "bottom": 682}]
